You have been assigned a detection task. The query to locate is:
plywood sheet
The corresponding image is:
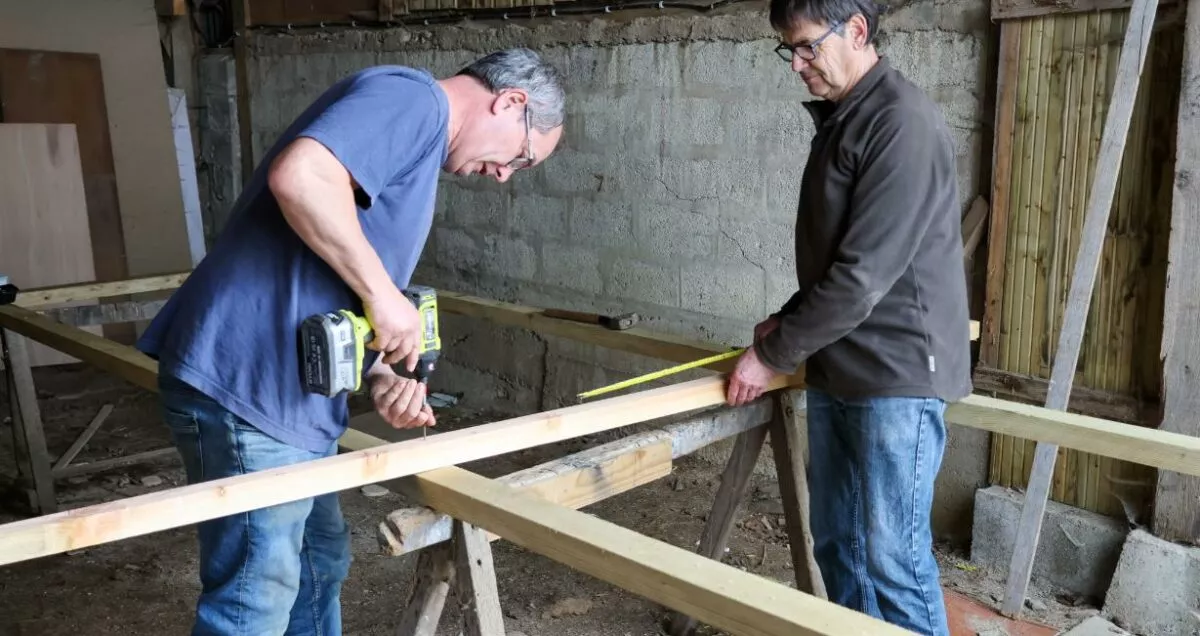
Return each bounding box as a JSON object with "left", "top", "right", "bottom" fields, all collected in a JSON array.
[
  {"left": 0, "top": 48, "right": 132, "bottom": 344},
  {"left": 0, "top": 123, "right": 100, "bottom": 366}
]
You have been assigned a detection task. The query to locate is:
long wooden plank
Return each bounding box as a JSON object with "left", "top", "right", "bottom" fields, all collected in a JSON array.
[
  {"left": 383, "top": 436, "right": 673, "bottom": 553},
  {"left": 0, "top": 372, "right": 800, "bottom": 566},
  {"left": 379, "top": 401, "right": 771, "bottom": 555},
  {"left": 1000, "top": 0, "right": 1160, "bottom": 617},
  {"left": 413, "top": 468, "right": 911, "bottom": 636},
  {"left": 1153, "top": 0, "right": 1200, "bottom": 544},
  {"left": 14, "top": 272, "right": 189, "bottom": 309},
  {"left": 0, "top": 305, "right": 157, "bottom": 391}
]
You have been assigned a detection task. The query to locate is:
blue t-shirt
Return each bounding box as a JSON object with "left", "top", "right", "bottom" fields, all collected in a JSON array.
[{"left": 137, "top": 65, "right": 450, "bottom": 452}]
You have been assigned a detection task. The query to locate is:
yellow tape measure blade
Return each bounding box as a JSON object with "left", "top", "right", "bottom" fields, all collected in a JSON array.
[{"left": 576, "top": 348, "right": 745, "bottom": 400}]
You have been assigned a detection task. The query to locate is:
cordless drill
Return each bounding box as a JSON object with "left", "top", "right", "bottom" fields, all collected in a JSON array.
[{"left": 298, "top": 285, "right": 441, "bottom": 398}]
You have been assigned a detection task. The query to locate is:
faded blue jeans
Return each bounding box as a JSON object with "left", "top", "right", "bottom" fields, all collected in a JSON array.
[
  {"left": 806, "top": 388, "right": 950, "bottom": 636},
  {"left": 158, "top": 374, "right": 351, "bottom": 636}
]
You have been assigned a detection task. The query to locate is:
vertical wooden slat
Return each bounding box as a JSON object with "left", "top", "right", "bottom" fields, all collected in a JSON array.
[{"left": 1153, "top": 0, "right": 1200, "bottom": 545}]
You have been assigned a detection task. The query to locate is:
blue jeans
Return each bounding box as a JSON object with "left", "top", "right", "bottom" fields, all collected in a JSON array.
[
  {"left": 158, "top": 374, "right": 351, "bottom": 636},
  {"left": 806, "top": 388, "right": 949, "bottom": 636}
]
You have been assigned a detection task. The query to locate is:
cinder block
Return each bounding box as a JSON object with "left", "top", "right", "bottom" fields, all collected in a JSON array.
[
  {"left": 540, "top": 150, "right": 608, "bottom": 194},
  {"left": 445, "top": 186, "right": 507, "bottom": 230},
  {"left": 607, "top": 257, "right": 680, "bottom": 307},
  {"left": 715, "top": 216, "right": 794, "bottom": 273},
  {"left": 510, "top": 194, "right": 566, "bottom": 240},
  {"left": 433, "top": 228, "right": 481, "bottom": 271},
  {"left": 1062, "top": 616, "right": 1131, "bottom": 636},
  {"left": 540, "top": 242, "right": 602, "bottom": 293},
  {"left": 970, "top": 486, "right": 1127, "bottom": 599},
  {"left": 605, "top": 43, "right": 681, "bottom": 89},
  {"left": 680, "top": 262, "right": 765, "bottom": 319},
  {"left": 1103, "top": 529, "right": 1200, "bottom": 636},
  {"left": 636, "top": 203, "right": 717, "bottom": 260},
  {"left": 660, "top": 96, "right": 725, "bottom": 147},
  {"left": 569, "top": 198, "right": 635, "bottom": 249},
  {"left": 480, "top": 235, "right": 537, "bottom": 281}
]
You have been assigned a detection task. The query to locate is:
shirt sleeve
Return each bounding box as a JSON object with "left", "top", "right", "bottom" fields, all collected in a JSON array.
[
  {"left": 296, "top": 72, "right": 442, "bottom": 206},
  {"left": 754, "top": 105, "right": 944, "bottom": 373}
]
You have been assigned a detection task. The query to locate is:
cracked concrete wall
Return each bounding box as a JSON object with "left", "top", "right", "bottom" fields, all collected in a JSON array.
[{"left": 232, "top": 0, "right": 994, "bottom": 540}]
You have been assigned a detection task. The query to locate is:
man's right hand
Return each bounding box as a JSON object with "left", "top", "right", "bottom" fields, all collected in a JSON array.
[{"left": 363, "top": 287, "right": 422, "bottom": 371}]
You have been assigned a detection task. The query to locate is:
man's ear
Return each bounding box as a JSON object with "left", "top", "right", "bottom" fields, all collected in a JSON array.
[
  {"left": 490, "top": 89, "right": 528, "bottom": 113},
  {"left": 850, "top": 13, "right": 870, "bottom": 48}
]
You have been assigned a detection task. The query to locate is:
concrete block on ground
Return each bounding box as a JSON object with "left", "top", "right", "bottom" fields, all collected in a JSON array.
[
  {"left": 1062, "top": 616, "right": 1131, "bottom": 635},
  {"left": 971, "top": 485, "right": 1127, "bottom": 599},
  {"left": 1103, "top": 529, "right": 1200, "bottom": 636}
]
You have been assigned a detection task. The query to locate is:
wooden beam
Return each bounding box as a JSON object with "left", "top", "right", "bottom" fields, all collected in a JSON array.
[
  {"left": 3, "top": 331, "right": 56, "bottom": 514},
  {"left": 961, "top": 196, "right": 990, "bottom": 261},
  {"left": 999, "top": 0, "right": 1159, "bottom": 616},
  {"left": 972, "top": 365, "right": 1153, "bottom": 425},
  {"left": 379, "top": 401, "right": 771, "bottom": 555},
  {"left": 981, "top": 22, "right": 1021, "bottom": 369},
  {"left": 1153, "top": 0, "right": 1200, "bottom": 544},
  {"left": 14, "top": 272, "right": 188, "bottom": 309},
  {"left": 0, "top": 305, "right": 157, "bottom": 391},
  {"left": 382, "top": 432, "right": 675, "bottom": 554},
  {"left": 0, "top": 372, "right": 801, "bottom": 566},
  {"left": 412, "top": 468, "right": 912, "bottom": 636},
  {"left": 991, "top": 0, "right": 1176, "bottom": 19},
  {"left": 40, "top": 300, "right": 169, "bottom": 327}
]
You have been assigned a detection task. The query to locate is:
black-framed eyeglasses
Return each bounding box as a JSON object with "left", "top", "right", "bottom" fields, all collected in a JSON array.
[
  {"left": 774, "top": 21, "right": 844, "bottom": 62},
  {"left": 506, "top": 107, "right": 535, "bottom": 170}
]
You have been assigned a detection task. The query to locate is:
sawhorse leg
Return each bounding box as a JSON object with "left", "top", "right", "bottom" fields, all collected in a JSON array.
[
  {"left": 398, "top": 519, "right": 506, "bottom": 636},
  {"left": 665, "top": 391, "right": 824, "bottom": 636},
  {"left": 2, "top": 329, "right": 56, "bottom": 515}
]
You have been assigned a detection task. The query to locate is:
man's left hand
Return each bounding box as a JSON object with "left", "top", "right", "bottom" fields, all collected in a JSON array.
[{"left": 726, "top": 347, "right": 783, "bottom": 406}]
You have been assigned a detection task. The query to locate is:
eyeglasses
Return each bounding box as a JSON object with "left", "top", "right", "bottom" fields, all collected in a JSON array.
[
  {"left": 773, "top": 21, "right": 844, "bottom": 62},
  {"left": 506, "top": 107, "right": 535, "bottom": 171}
]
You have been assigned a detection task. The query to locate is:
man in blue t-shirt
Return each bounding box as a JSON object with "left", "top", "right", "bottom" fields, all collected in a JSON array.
[{"left": 137, "top": 48, "right": 565, "bottom": 634}]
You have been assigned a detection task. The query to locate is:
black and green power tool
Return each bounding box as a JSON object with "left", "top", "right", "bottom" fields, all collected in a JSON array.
[{"left": 298, "top": 285, "right": 441, "bottom": 398}]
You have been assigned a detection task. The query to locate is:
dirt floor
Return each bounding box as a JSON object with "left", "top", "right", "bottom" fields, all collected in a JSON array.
[{"left": 0, "top": 364, "right": 1104, "bottom": 635}]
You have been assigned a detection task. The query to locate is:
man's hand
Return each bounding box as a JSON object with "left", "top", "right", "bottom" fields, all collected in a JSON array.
[
  {"left": 754, "top": 315, "right": 781, "bottom": 341},
  {"left": 363, "top": 287, "right": 422, "bottom": 371},
  {"left": 369, "top": 371, "right": 436, "bottom": 430},
  {"left": 726, "top": 346, "right": 783, "bottom": 407}
]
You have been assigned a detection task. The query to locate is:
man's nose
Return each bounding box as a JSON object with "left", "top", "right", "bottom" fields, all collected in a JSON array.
[
  {"left": 494, "top": 165, "right": 513, "bottom": 183},
  {"left": 791, "top": 54, "right": 808, "bottom": 73}
]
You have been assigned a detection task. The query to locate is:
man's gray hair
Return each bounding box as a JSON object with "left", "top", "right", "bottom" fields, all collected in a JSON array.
[{"left": 458, "top": 48, "right": 566, "bottom": 133}]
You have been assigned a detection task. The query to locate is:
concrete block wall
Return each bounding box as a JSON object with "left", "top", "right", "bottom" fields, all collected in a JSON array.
[{"left": 222, "top": 0, "right": 995, "bottom": 540}]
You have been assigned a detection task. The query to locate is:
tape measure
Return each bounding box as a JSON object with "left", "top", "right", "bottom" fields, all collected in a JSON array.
[{"left": 577, "top": 347, "right": 745, "bottom": 400}]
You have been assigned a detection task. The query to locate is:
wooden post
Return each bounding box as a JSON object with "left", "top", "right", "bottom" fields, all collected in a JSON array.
[
  {"left": 2, "top": 329, "right": 56, "bottom": 514},
  {"left": 452, "top": 520, "right": 506, "bottom": 636},
  {"left": 665, "top": 421, "right": 769, "bottom": 636},
  {"left": 768, "top": 391, "right": 825, "bottom": 598},
  {"left": 396, "top": 543, "right": 456, "bottom": 636},
  {"left": 1000, "top": 0, "right": 1160, "bottom": 616},
  {"left": 1153, "top": 0, "right": 1200, "bottom": 544}
]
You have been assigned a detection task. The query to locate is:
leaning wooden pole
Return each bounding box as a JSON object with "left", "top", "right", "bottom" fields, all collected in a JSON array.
[{"left": 1000, "top": 0, "right": 1160, "bottom": 616}]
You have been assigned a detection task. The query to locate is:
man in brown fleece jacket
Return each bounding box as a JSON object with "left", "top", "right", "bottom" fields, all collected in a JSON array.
[{"left": 724, "top": 2, "right": 972, "bottom": 635}]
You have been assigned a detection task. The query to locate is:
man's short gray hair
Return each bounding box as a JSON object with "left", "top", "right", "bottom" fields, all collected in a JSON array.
[{"left": 457, "top": 48, "right": 566, "bottom": 133}]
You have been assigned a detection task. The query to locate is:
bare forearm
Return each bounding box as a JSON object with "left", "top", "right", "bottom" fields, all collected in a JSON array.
[{"left": 269, "top": 139, "right": 394, "bottom": 304}]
